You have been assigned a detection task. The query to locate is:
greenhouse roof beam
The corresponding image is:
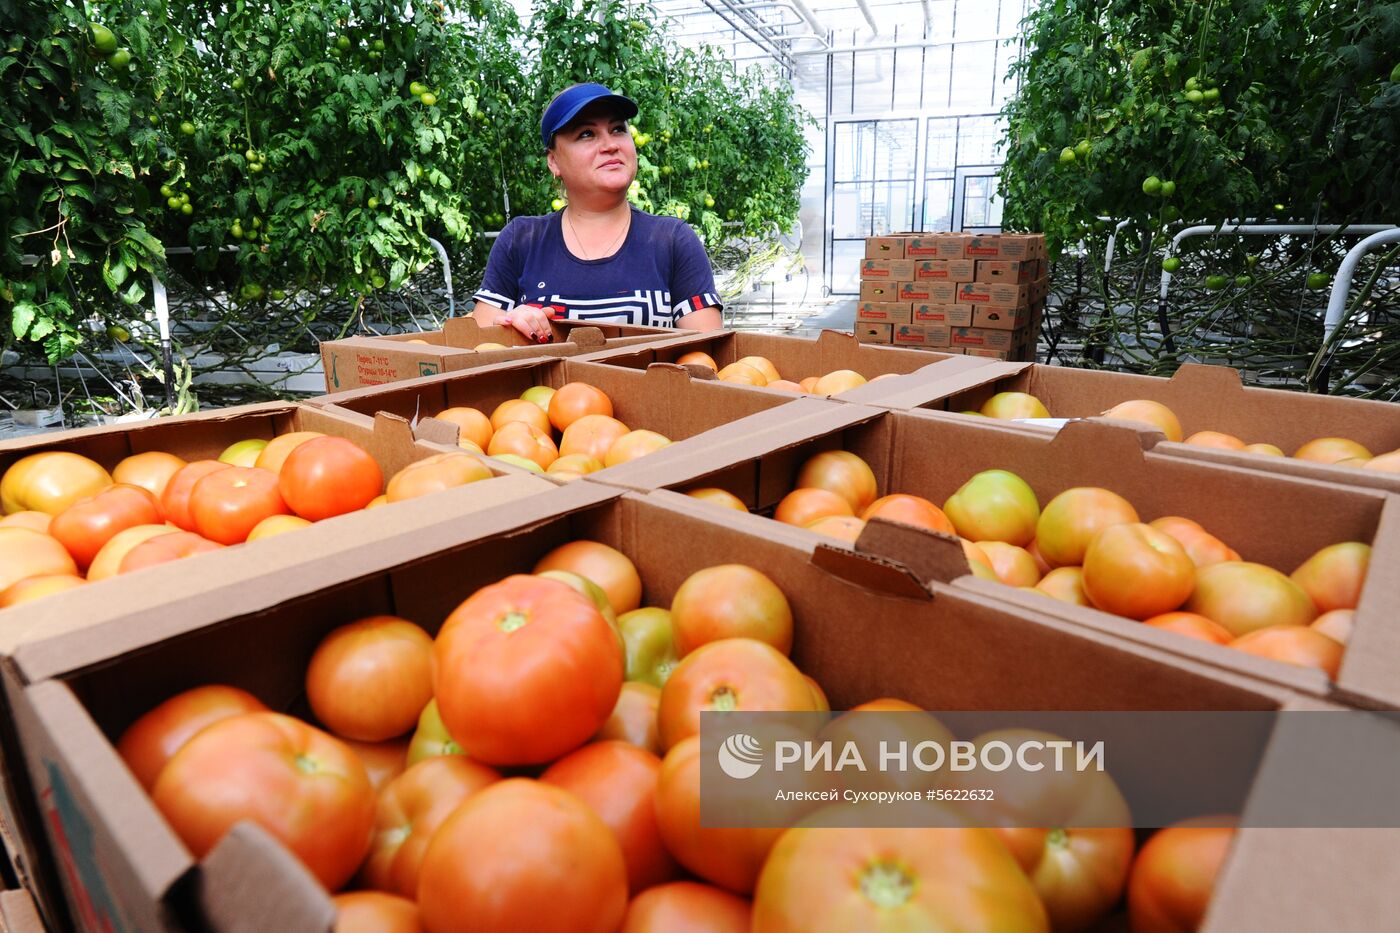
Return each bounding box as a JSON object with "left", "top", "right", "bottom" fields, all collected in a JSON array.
[
  {"left": 699, "top": 0, "right": 798, "bottom": 70},
  {"left": 794, "top": 33, "right": 1020, "bottom": 55}
]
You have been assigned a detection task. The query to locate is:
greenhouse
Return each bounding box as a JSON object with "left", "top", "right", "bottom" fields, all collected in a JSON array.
[{"left": 0, "top": 0, "right": 1398, "bottom": 930}]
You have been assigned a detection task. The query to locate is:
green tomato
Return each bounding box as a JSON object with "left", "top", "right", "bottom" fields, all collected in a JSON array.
[
  {"left": 1074, "top": 139, "right": 1091, "bottom": 158},
  {"left": 551, "top": 198, "right": 565, "bottom": 211},
  {"left": 179, "top": 121, "right": 196, "bottom": 135},
  {"left": 106, "top": 324, "right": 131, "bottom": 342},
  {"left": 107, "top": 48, "right": 131, "bottom": 69},
  {"left": 230, "top": 223, "right": 244, "bottom": 239},
  {"left": 1141, "top": 175, "right": 1162, "bottom": 195},
  {"left": 90, "top": 23, "right": 118, "bottom": 56},
  {"left": 704, "top": 194, "right": 715, "bottom": 208},
  {"left": 372, "top": 273, "right": 387, "bottom": 289},
  {"left": 703, "top": 123, "right": 713, "bottom": 134},
  {"left": 1306, "top": 272, "right": 1330, "bottom": 289},
  {"left": 1058, "top": 147, "right": 1076, "bottom": 164},
  {"left": 1161, "top": 205, "right": 1180, "bottom": 222},
  {"left": 373, "top": 39, "right": 386, "bottom": 52},
  {"left": 660, "top": 164, "right": 672, "bottom": 176},
  {"left": 249, "top": 161, "right": 264, "bottom": 173},
  {"left": 240, "top": 283, "right": 265, "bottom": 301},
  {"left": 1235, "top": 274, "right": 1252, "bottom": 286},
  {"left": 1162, "top": 257, "right": 1181, "bottom": 273},
  {"left": 166, "top": 196, "right": 181, "bottom": 209},
  {"left": 1391, "top": 62, "right": 1400, "bottom": 83},
  {"left": 419, "top": 92, "right": 437, "bottom": 106},
  {"left": 1186, "top": 89, "right": 1204, "bottom": 104},
  {"left": 159, "top": 184, "right": 174, "bottom": 198},
  {"left": 1159, "top": 180, "right": 1176, "bottom": 197},
  {"left": 1245, "top": 254, "right": 1258, "bottom": 267},
  {"left": 700, "top": 159, "right": 710, "bottom": 169},
  {"left": 252, "top": 216, "right": 262, "bottom": 229},
  {"left": 1185, "top": 76, "right": 1200, "bottom": 92},
  {"left": 409, "top": 81, "right": 428, "bottom": 96},
  {"left": 148, "top": 114, "right": 159, "bottom": 125},
  {"left": 231, "top": 77, "right": 244, "bottom": 90},
  {"left": 1274, "top": 203, "right": 1286, "bottom": 212},
  {"left": 180, "top": 203, "right": 193, "bottom": 216},
  {"left": 617, "top": 608, "right": 678, "bottom": 687},
  {"left": 270, "top": 288, "right": 287, "bottom": 300},
  {"left": 245, "top": 149, "right": 258, "bottom": 162},
  {"left": 335, "top": 35, "right": 351, "bottom": 51},
  {"left": 367, "top": 196, "right": 379, "bottom": 209},
  {"left": 1205, "top": 275, "right": 1229, "bottom": 290},
  {"left": 1202, "top": 88, "right": 1220, "bottom": 103}
]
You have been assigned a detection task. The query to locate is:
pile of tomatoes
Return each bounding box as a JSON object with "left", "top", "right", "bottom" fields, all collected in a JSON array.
[
  {"left": 975, "top": 392, "right": 1400, "bottom": 472},
  {"left": 674, "top": 350, "right": 893, "bottom": 396},
  {"left": 689, "top": 448, "right": 1367, "bottom": 679},
  {"left": 116, "top": 542, "right": 1235, "bottom": 932},
  {"left": 0, "top": 432, "right": 494, "bottom": 607},
  {"left": 428, "top": 381, "right": 671, "bottom": 479}
]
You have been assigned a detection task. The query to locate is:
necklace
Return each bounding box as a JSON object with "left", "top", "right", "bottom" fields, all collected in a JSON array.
[{"left": 566, "top": 207, "right": 630, "bottom": 260}]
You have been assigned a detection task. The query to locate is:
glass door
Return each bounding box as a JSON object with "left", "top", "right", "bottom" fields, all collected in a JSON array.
[{"left": 953, "top": 166, "right": 1004, "bottom": 234}]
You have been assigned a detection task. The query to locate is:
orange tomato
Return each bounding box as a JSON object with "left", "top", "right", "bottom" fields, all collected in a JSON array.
[
  {"left": 766, "top": 380, "right": 804, "bottom": 392},
  {"left": 655, "top": 736, "right": 784, "bottom": 894},
  {"left": 279, "top": 436, "right": 383, "bottom": 520},
  {"left": 735, "top": 356, "right": 781, "bottom": 383},
  {"left": 1128, "top": 818, "right": 1236, "bottom": 933},
  {"left": 117, "top": 684, "right": 267, "bottom": 791},
  {"left": 1293, "top": 437, "right": 1372, "bottom": 463},
  {"left": 670, "top": 564, "right": 793, "bottom": 656},
  {"left": 488, "top": 421, "right": 559, "bottom": 470},
  {"left": 1034, "top": 566, "right": 1090, "bottom": 606},
  {"left": 433, "top": 407, "right": 493, "bottom": 450},
  {"left": 246, "top": 514, "right": 312, "bottom": 540},
  {"left": 1142, "top": 611, "right": 1234, "bottom": 646},
  {"left": 978, "top": 541, "right": 1042, "bottom": 586},
  {"left": 1362, "top": 449, "right": 1400, "bottom": 472},
  {"left": 1186, "top": 562, "right": 1318, "bottom": 636},
  {"left": 341, "top": 737, "right": 410, "bottom": 793},
  {"left": 1101, "top": 400, "right": 1183, "bottom": 442},
  {"left": 434, "top": 575, "right": 623, "bottom": 765},
  {"left": 605, "top": 430, "right": 671, "bottom": 467},
  {"left": 794, "top": 450, "right": 877, "bottom": 513},
  {"left": 0, "top": 510, "right": 51, "bottom": 533},
  {"left": 980, "top": 391, "right": 1050, "bottom": 419},
  {"left": 812, "top": 369, "right": 867, "bottom": 395},
  {"left": 805, "top": 675, "right": 830, "bottom": 713},
  {"left": 1, "top": 451, "right": 112, "bottom": 515},
  {"left": 161, "top": 460, "right": 233, "bottom": 531},
  {"left": 621, "top": 881, "right": 750, "bottom": 933},
  {"left": 549, "top": 382, "right": 615, "bottom": 432},
  {"left": 86, "top": 524, "right": 178, "bottom": 581},
  {"left": 386, "top": 453, "right": 492, "bottom": 503},
  {"left": 595, "top": 681, "right": 662, "bottom": 755},
  {"left": 752, "top": 820, "right": 1048, "bottom": 931},
  {"left": 361, "top": 756, "right": 501, "bottom": 898},
  {"left": 0, "top": 527, "right": 79, "bottom": 593},
  {"left": 307, "top": 616, "right": 435, "bottom": 742},
  {"left": 686, "top": 488, "right": 747, "bottom": 511},
  {"left": 992, "top": 826, "right": 1134, "bottom": 932},
  {"left": 1147, "top": 516, "right": 1241, "bottom": 567},
  {"left": 1290, "top": 541, "right": 1369, "bottom": 612},
  {"left": 1231, "top": 625, "right": 1343, "bottom": 677},
  {"left": 798, "top": 376, "right": 820, "bottom": 393},
  {"left": 773, "top": 488, "right": 852, "bottom": 527},
  {"left": 542, "top": 741, "right": 677, "bottom": 895},
  {"left": 332, "top": 891, "right": 421, "bottom": 933},
  {"left": 152, "top": 712, "right": 374, "bottom": 890},
  {"left": 1311, "top": 608, "right": 1354, "bottom": 645},
  {"left": 1035, "top": 487, "right": 1139, "bottom": 567},
  {"left": 1081, "top": 523, "right": 1195, "bottom": 620},
  {"left": 943, "top": 469, "right": 1041, "bottom": 547},
  {"left": 805, "top": 515, "right": 865, "bottom": 543},
  {"left": 716, "top": 362, "right": 767, "bottom": 386},
  {"left": 0, "top": 573, "right": 86, "bottom": 607},
  {"left": 189, "top": 466, "right": 290, "bottom": 545},
  {"left": 657, "top": 638, "right": 817, "bottom": 751},
  {"left": 112, "top": 451, "right": 187, "bottom": 500},
  {"left": 1026, "top": 537, "right": 1052, "bottom": 575},
  {"left": 1243, "top": 442, "right": 1285, "bottom": 457},
  {"left": 118, "top": 531, "right": 223, "bottom": 574},
  {"left": 417, "top": 779, "right": 628, "bottom": 933},
  {"left": 560, "top": 414, "right": 629, "bottom": 462},
  {"left": 533, "top": 540, "right": 643, "bottom": 614},
  {"left": 860, "top": 493, "right": 955, "bottom": 535},
  {"left": 254, "top": 431, "right": 324, "bottom": 473},
  {"left": 490, "top": 397, "right": 552, "bottom": 436},
  {"left": 675, "top": 351, "right": 719, "bottom": 371},
  {"left": 50, "top": 484, "right": 164, "bottom": 570},
  {"left": 548, "top": 453, "right": 605, "bottom": 478},
  {"left": 1183, "top": 431, "right": 1246, "bottom": 449}
]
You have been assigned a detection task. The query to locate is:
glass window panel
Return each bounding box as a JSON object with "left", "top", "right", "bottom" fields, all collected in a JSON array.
[
  {"left": 954, "top": 0, "right": 1000, "bottom": 39},
  {"left": 962, "top": 174, "right": 1004, "bottom": 229},
  {"left": 833, "top": 183, "right": 870, "bottom": 238},
  {"left": 833, "top": 123, "right": 874, "bottom": 182},
  {"left": 957, "top": 115, "right": 1000, "bottom": 165},
  {"left": 831, "top": 239, "right": 865, "bottom": 294},
  {"left": 852, "top": 51, "right": 891, "bottom": 111},
  {"left": 922, "top": 46, "right": 952, "bottom": 111},
  {"left": 875, "top": 120, "right": 918, "bottom": 179},
  {"left": 925, "top": 0, "right": 956, "bottom": 40},
  {"left": 923, "top": 177, "right": 955, "bottom": 232},
  {"left": 950, "top": 42, "right": 996, "bottom": 110},
  {"left": 994, "top": 40, "right": 1021, "bottom": 109},
  {"left": 926, "top": 117, "right": 958, "bottom": 171},
  {"left": 870, "top": 181, "right": 915, "bottom": 234}
]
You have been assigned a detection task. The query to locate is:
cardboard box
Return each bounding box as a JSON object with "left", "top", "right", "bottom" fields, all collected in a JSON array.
[
  {"left": 601, "top": 398, "right": 1400, "bottom": 711},
  {"left": 914, "top": 260, "right": 976, "bottom": 282},
  {"left": 971, "top": 305, "right": 1034, "bottom": 330},
  {"left": 957, "top": 281, "right": 1033, "bottom": 308},
  {"left": 3, "top": 474, "right": 1392, "bottom": 931},
  {"left": 864, "top": 236, "right": 906, "bottom": 260},
  {"left": 975, "top": 260, "right": 1043, "bottom": 284},
  {"left": 318, "top": 316, "right": 680, "bottom": 392},
  {"left": 897, "top": 281, "right": 959, "bottom": 304},
  {"left": 950, "top": 327, "right": 1016, "bottom": 350},
  {"left": 893, "top": 324, "right": 950, "bottom": 348},
  {"left": 573, "top": 329, "right": 984, "bottom": 403},
  {"left": 911, "top": 304, "right": 974, "bottom": 327},
  {"left": 855, "top": 302, "right": 913, "bottom": 325},
  {"left": 858, "top": 281, "right": 905, "bottom": 303},
  {"left": 905, "top": 234, "right": 970, "bottom": 260},
  {"left": 0, "top": 889, "right": 43, "bottom": 933},
  {"left": 963, "top": 234, "right": 1047, "bottom": 261},
  {"left": 855, "top": 323, "right": 893, "bottom": 344},
  {"left": 858, "top": 259, "right": 916, "bottom": 281}
]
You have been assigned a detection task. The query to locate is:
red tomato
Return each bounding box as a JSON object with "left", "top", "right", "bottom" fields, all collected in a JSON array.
[
  {"left": 306, "top": 616, "right": 435, "bottom": 742},
  {"left": 50, "top": 484, "right": 164, "bottom": 570},
  {"left": 86, "top": 524, "right": 178, "bottom": 581},
  {"left": 1035, "top": 487, "right": 1139, "bottom": 568},
  {"left": 1290, "top": 541, "right": 1369, "bottom": 613},
  {"left": 385, "top": 453, "right": 493, "bottom": 503},
  {"left": 1230, "top": 625, "right": 1343, "bottom": 677},
  {"left": 254, "top": 431, "right": 323, "bottom": 473},
  {"left": 657, "top": 638, "right": 817, "bottom": 752},
  {"left": 152, "top": 712, "right": 375, "bottom": 891},
  {"left": 416, "top": 779, "right": 628, "bottom": 933},
  {"left": 655, "top": 737, "right": 783, "bottom": 894},
  {"left": 594, "top": 682, "right": 662, "bottom": 755},
  {"left": 994, "top": 827, "right": 1135, "bottom": 931},
  {"left": 604, "top": 430, "right": 672, "bottom": 467},
  {"left": 1, "top": 451, "right": 112, "bottom": 515},
  {"left": 794, "top": 450, "right": 877, "bottom": 513},
  {"left": 542, "top": 741, "right": 677, "bottom": 895},
  {"left": 1148, "top": 516, "right": 1241, "bottom": 568},
  {"left": 860, "top": 494, "right": 956, "bottom": 535},
  {"left": 117, "top": 684, "right": 268, "bottom": 791},
  {"left": 752, "top": 820, "right": 1048, "bottom": 931},
  {"left": 341, "top": 737, "right": 410, "bottom": 792},
  {"left": 279, "top": 436, "right": 383, "bottom": 520},
  {"left": 190, "top": 466, "right": 290, "bottom": 544},
  {"left": 1081, "top": 523, "right": 1196, "bottom": 620},
  {"left": 533, "top": 539, "right": 643, "bottom": 614},
  {"left": 773, "top": 488, "right": 852, "bottom": 527},
  {"left": 1143, "top": 611, "right": 1234, "bottom": 646},
  {"left": 434, "top": 575, "right": 623, "bottom": 765},
  {"left": 0, "top": 573, "right": 86, "bottom": 607},
  {"left": 118, "top": 530, "right": 223, "bottom": 574},
  {"left": 670, "top": 565, "right": 793, "bottom": 657},
  {"left": 1128, "top": 818, "right": 1236, "bottom": 933},
  {"left": 560, "top": 414, "right": 630, "bottom": 463},
  {"left": 361, "top": 756, "right": 501, "bottom": 898},
  {"left": 161, "top": 460, "right": 233, "bottom": 531},
  {"left": 621, "top": 881, "right": 751, "bottom": 932},
  {"left": 549, "top": 382, "right": 615, "bottom": 432},
  {"left": 0, "top": 527, "right": 78, "bottom": 593},
  {"left": 112, "top": 451, "right": 187, "bottom": 500},
  {"left": 332, "top": 891, "right": 422, "bottom": 933}
]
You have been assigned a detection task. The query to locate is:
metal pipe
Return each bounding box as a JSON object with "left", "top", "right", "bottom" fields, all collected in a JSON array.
[
  {"left": 780, "top": 0, "right": 825, "bottom": 36},
  {"left": 852, "top": 0, "right": 880, "bottom": 35},
  {"left": 795, "top": 34, "right": 1019, "bottom": 55},
  {"left": 427, "top": 237, "right": 454, "bottom": 320},
  {"left": 1102, "top": 218, "right": 1132, "bottom": 273},
  {"left": 1323, "top": 228, "right": 1400, "bottom": 339}
]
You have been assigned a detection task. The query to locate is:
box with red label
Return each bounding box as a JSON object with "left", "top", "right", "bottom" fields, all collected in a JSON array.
[
  {"left": 894, "top": 323, "right": 951, "bottom": 347},
  {"left": 957, "top": 281, "right": 1034, "bottom": 307},
  {"left": 911, "top": 303, "right": 974, "bottom": 327},
  {"left": 859, "top": 259, "right": 917, "bottom": 280},
  {"left": 856, "top": 302, "right": 913, "bottom": 325},
  {"left": 971, "top": 305, "right": 1034, "bottom": 330},
  {"left": 962, "top": 234, "right": 1047, "bottom": 261},
  {"left": 864, "top": 237, "right": 907, "bottom": 260},
  {"left": 906, "top": 234, "right": 970, "bottom": 260},
  {"left": 975, "top": 260, "right": 1043, "bottom": 284},
  {"left": 855, "top": 322, "right": 893, "bottom": 344},
  {"left": 859, "top": 281, "right": 907, "bottom": 303},
  {"left": 914, "top": 260, "right": 976, "bottom": 282},
  {"left": 898, "top": 281, "right": 958, "bottom": 304},
  {"left": 950, "top": 326, "right": 1016, "bottom": 350}
]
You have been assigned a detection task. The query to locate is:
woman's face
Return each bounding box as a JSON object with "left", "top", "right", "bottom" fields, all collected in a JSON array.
[{"left": 547, "top": 104, "right": 637, "bottom": 201}]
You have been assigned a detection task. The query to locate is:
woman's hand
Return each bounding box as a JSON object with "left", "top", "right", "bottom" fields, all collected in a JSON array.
[{"left": 499, "top": 304, "right": 555, "bottom": 342}]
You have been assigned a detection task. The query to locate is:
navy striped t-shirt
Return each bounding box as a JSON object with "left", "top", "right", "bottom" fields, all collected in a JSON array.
[{"left": 472, "top": 208, "right": 722, "bottom": 327}]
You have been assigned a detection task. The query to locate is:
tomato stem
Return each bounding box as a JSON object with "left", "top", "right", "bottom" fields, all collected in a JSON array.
[
  {"left": 859, "top": 860, "right": 916, "bottom": 909},
  {"left": 1047, "top": 827, "right": 1069, "bottom": 849},
  {"left": 496, "top": 611, "right": 529, "bottom": 633},
  {"left": 294, "top": 754, "right": 319, "bottom": 775},
  {"left": 708, "top": 686, "right": 738, "bottom": 711}
]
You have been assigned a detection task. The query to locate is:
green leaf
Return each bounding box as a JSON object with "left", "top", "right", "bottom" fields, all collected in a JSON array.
[{"left": 10, "top": 301, "right": 38, "bottom": 339}]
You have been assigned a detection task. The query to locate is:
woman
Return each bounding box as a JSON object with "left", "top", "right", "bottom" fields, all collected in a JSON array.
[{"left": 470, "top": 83, "right": 723, "bottom": 340}]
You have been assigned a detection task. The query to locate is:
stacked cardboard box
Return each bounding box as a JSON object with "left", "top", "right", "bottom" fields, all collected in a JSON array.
[{"left": 855, "top": 233, "right": 1048, "bottom": 360}]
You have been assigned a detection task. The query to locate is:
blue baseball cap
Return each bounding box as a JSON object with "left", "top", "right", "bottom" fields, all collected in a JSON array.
[{"left": 541, "top": 83, "right": 638, "bottom": 150}]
